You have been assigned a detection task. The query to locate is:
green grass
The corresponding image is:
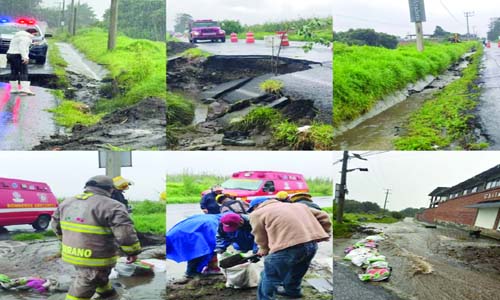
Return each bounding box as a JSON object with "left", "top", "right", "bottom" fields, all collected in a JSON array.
[
  {"left": 47, "top": 40, "right": 69, "bottom": 88},
  {"left": 259, "top": 79, "right": 284, "bottom": 94},
  {"left": 68, "top": 27, "right": 166, "bottom": 113},
  {"left": 344, "top": 213, "right": 399, "bottom": 224},
  {"left": 167, "top": 173, "right": 332, "bottom": 204},
  {"left": 11, "top": 230, "right": 56, "bottom": 241},
  {"left": 48, "top": 91, "right": 104, "bottom": 128},
  {"left": 394, "top": 45, "right": 485, "bottom": 150},
  {"left": 334, "top": 41, "right": 477, "bottom": 127},
  {"left": 180, "top": 48, "right": 212, "bottom": 59},
  {"left": 130, "top": 200, "right": 165, "bottom": 235},
  {"left": 272, "top": 122, "right": 335, "bottom": 150},
  {"left": 166, "top": 91, "right": 195, "bottom": 126},
  {"left": 233, "top": 107, "right": 281, "bottom": 132}
]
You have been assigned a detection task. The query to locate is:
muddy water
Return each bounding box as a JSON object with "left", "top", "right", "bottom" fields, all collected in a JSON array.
[
  {"left": 336, "top": 218, "right": 500, "bottom": 300},
  {"left": 333, "top": 88, "right": 439, "bottom": 150},
  {"left": 478, "top": 47, "right": 500, "bottom": 149},
  {"left": 166, "top": 197, "right": 333, "bottom": 281}
]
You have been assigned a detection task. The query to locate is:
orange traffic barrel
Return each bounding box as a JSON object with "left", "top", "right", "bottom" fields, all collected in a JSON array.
[
  {"left": 230, "top": 32, "right": 238, "bottom": 43},
  {"left": 246, "top": 32, "right": 255, "bottom": 43},
  {"left": 277, "top": 31, "right": 289, "bottom": 47}
]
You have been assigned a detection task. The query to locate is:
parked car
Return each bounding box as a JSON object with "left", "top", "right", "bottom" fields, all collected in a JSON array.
[
  {"left": 188, "top": 19, "right": 226, "bottom": 43},
  {"left": 0, "top": 177, "right": 58, "bottom": 230},
  {"left": 0, "top": 17, "right": 51, "bottom": 65},
  {"left": 203, "top": 171, "right": 309, "bottom": 203}
]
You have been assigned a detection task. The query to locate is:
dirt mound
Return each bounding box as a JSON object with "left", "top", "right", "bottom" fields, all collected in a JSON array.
[
  {"left": 34, "top": 97, "right": 166, "bottom": 150},
  {"left": 168, "top": 41, "right": 196, "bottom": 56}
]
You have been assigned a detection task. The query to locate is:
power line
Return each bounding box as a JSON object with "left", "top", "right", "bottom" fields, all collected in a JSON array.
[
  {"left": 333, "top": 13, "right": 408, "bottom": 28},
  {"left": 439, "top": 0, "right": 462, "bottom": 24}
]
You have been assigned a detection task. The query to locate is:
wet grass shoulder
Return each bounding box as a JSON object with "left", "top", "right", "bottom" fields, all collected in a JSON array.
[
  {"left": 48, "top": 90, "right": 104, "bottom": 128},
  {"left": 47, "top": 39, "right": 70, "bottom": 88},
  {"left": 167, "top": 173, "right": 332, "bottom": 204},
  {"left": 180, "top": 48, "right": 212, "bottom": 59},
  {"left": 130, "top": 200, "right": 166, "bottom": 235},
  {"left": 394, "top": 44, "right": 485, "bottom": 150},
  {"left": 334, "top": 41, "right": 478, "bottom": 128},
  {"left": 333, "top": 213, "right": 399, "bottom": 238},
  {"left": 11, "top": 230, "right": 57, "bottom": 241}
]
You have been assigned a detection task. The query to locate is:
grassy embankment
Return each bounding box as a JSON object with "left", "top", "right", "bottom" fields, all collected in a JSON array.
[
  {"left": 49, "top": 27, "right": 166, "bottom": 128},
  {"left": 394, "top": 45, "right": 486, "bottom": 150},
  {"left": 11, "top": 200, "right": 165, "bottom": 241},
  {"left": 334, "top": 41, "right": 477, "bottom": 128},
  {"left": 167, "top": 173, "right": 332, "bottom": 204}
]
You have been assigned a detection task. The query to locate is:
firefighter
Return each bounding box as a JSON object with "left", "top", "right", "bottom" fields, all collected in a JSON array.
[
  {"left": 52, "top": 175, "right": 142, "bottom": 300},
  {"left": 275, "top": 191, "right": 290, "bottom": 202},
  {"left": 6, "top": 29, "right": 35, "bottom": 96},
  {"left": 111, "top": 176, "right": 132, "bottom": 211},
  {"left": 200, "top": 185, "right": 223, "bottom": 214},
  {"left": 289, "top": 193, "right": 322, "bottom": 210}
]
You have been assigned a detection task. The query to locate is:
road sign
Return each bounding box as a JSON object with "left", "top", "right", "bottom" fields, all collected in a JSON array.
[{"left": 409, "top": 0, "right": 426, "bottom": 23}]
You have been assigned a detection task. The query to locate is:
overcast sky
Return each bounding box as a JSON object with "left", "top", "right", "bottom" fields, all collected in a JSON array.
[
  {"left": 333, "top": 0, "right": 500, "bottom": 37},
  {"left": 166, "top": 151, "right": 334, "bottom": 179},
  {"left": 337, "top": 151, "right": 500, "bottom": 211},
  {"left": 42, "top": 0, "right": 110, "bottom": 20},
  {"left": 0, "top": 152, "right": 166, "bottom": 201},
  {"left": 167, "top": 0, "right": 332, "bottom": 31}
]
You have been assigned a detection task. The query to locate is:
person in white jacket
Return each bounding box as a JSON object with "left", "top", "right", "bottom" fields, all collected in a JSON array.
[{"left": 7, "top": 30, "right": 35, "bottom": 96}]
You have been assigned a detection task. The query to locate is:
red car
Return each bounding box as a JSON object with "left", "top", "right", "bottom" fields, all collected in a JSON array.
[
  {"left": 0, "top": 177, "right": 58, "bottom": 230},
  {"left": 189, "top": 19, "right": 226, "bottom": 43}
]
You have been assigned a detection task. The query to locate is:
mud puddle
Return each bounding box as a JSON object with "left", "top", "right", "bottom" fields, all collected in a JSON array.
[
  {"left": 335, "top": 218, "right": 500, "bottom": 300},
  {"left": 168, "top": 54, "right": 327, "bottom": 150},
  {"left": 0, "top": 233, "right": 166, "bottom": 300},
  {"left": 334, "top": 52, "right": 480, "bottom": 150}
]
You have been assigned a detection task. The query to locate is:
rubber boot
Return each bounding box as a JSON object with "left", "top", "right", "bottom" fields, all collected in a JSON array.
[
  {"left": 19, "top": 81, "right": 35, "bottom": 96},
  {"left": 9, "top": 81, "right": 19, "bottom": 94}
]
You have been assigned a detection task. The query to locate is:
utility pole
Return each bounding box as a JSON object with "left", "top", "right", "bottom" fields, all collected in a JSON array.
[
  {"left": 61, "top": 0, "right": 66, "bottom": 28},
  {"left": 383, "top": 189, "right": 392, "bottom": 216},
  {"left": 71, "top": 0, "right": 79, "bottom": 36},
  {"left": 68, "top": 0, "right": 74, "bottom": 34},
  {"left": 408, "top": 0, "right": 426, "bottom": 52},
  {"left": 464, "top": 11, "right": 475, "bottom": 39},
  {"left": 108, "top": 0, "right": 119, "bottom": 50},
  {"left": 335, "top": 152, "right": 369, "bottom": 224}
]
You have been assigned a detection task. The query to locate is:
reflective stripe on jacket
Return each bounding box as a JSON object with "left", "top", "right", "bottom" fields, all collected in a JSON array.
[{"left": 52, "top": 186, "right": 141, "bottom": 268}]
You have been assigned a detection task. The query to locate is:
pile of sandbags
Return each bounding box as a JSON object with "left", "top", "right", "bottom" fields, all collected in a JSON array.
[{"left": 343, "top": 234, "right": 392, "bottom": 282}]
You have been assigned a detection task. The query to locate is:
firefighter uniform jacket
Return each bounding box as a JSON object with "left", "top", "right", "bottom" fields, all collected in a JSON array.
[{"left": 52, "top": 186, "right": 141, "bottom": 268}]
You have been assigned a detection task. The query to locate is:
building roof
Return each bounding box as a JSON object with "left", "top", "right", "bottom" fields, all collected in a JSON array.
[
  {"left": 466, "top": 200, "right": 500, "bottom": 209},
  {"left": 433, "top": 165, "right": 500, "bottom": 196},
  {"left": 429, "top": 187, "right": 449, "bottom": 196}
]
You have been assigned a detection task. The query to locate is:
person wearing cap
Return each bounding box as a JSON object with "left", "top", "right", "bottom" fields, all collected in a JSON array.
[
  {"left": 215, "top": 213, "right": 257, "bottom": 255},
  {"left": 52, "top": 175, "right": 142, "bottom": 300},
  {"left": 200, "top": 185, "right": 223, "bottom": 214},
  {"left": 248, "top": 197, "right": 331, "bottom": 300},
  {"left": 111, "top": 176, "right": 133, "bottom": 210},
  {"left": 289, "top": 193, "right": 322, "bottom": 211},
  {"left": 217, "top": 194, "right": 249, "bottom": 214},
  {"left": 275, "top": 191, "right": 290, "bottom": 202},
  {"left": 6, "top": 29, "right": 35, "bottom": 95}
]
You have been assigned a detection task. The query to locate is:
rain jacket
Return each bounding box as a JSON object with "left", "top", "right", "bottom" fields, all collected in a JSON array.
[
  {"left": 294, "top": 199, "right": 322, "bottom": 210},
  {"left": 51, "top": 186, "right": 141, "bottom": 268},
  {"left": 166, "top": 214, "right": 221, "bottom": 270},
  {"left": 215, "top": 214, "right": 257, "bottom": 253},
  {"left": 7, "top": 31, "right": 33, "bottom": 61},
  {"left": 200, "top": 192, "right": 221, "bottom": 214}
]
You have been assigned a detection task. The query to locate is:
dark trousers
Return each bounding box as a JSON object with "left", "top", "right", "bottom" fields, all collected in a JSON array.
[
  {"left": 7, "top": 54, "right": 28, "bottom": 82},
  {"left": 186, "top": 254, "right": 211, "bottom": 276},
  {"left": 258, "top": 241, "right": 318, "bottom": 300}
]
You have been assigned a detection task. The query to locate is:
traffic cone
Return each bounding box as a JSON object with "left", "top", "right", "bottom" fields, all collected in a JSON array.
[
  {"left": 230, "top": 32, "right": 238, "bottom": 43},
  {"left": 498, "top": 41, "right": 500, "bottom": 48},
  {"left": 487, "top": 41, "right": 491, "bottom": 48},
  {"left": 246, "top": 32, "right": 255, "bottom": 44},
  {"left": 277, "top": 31, "right": 289, "bottom": 47}
]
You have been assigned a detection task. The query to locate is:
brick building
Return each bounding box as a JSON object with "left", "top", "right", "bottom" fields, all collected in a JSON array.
[{"left": 418, "top": 165, "right": 500, "bottom": 233}]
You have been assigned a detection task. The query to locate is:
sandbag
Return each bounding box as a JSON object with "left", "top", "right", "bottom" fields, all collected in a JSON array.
[{"left": 218, "top": 252, "right": 263, "bottom": 289}]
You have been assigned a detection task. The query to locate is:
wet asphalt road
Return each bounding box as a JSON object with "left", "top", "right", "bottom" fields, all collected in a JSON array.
[
  {"left": 478, "top": 46, "right": 500, "bottom": 149},
  {"left": 55, "top": 42, "right": 107, "bottom": 80},
  {"left": 192, "top": 39, "right": 332, "bottom": 64},
  {"left": 0, "top": 84, "right": 57, "bottom": 150}
]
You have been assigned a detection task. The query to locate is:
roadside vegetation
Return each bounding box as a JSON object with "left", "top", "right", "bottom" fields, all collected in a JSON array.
[
  {"left": 259, "top": 79, "right": 284, "bottom": 94},
  {"left": 332, "top": 199, "right": 417, "bottom": 238},
  {"left": 167, "top": 173, "right": 333, "bottom": 204},
  {"left": 130, "top": 200, "right": 166, "bottom": 235},
  {"left": 180, "top": 48, "right": 212, "bottom": 59},
  {"left": 47, "top": 39, "right": 70, "bottom": 88},
  {"left": 48, "top": 90, "right": 104, "bottom": 128},
  {"left": 395, "top": 45, "right": 486, "bottom": 150},
  {"left": 11, "top": 230, "right": 56, "bottom": 241},
  {"left": 334, "top": 41, "right": 477, "bottom": 127}
]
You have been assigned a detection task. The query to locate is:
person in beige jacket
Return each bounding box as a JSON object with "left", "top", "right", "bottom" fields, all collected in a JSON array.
[
  {"left": 248, "top": 198, "right": 331, "bottom": 300},
  {"left": 52, "top": 175, "right": 142, "bottom": 300}
]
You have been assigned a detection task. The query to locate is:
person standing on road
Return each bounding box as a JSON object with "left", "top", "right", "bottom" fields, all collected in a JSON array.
[
  {"left": 200, "top": 186, "right": 223, "bottom": 214},
  {"left": 111, "top": 176, "right": 133, "bottom": 212},
  {"left": 52, "top": 175, "right": 142, "bottom": 300},
  {"left": 248, "top": 197, "right": 332, "bottom": 300},
  {"left": 6, "top": 29, "right": 35, "bottom": 96}
]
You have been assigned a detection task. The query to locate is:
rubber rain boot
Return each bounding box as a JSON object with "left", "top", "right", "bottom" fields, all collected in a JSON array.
[
  {"left": 9, "top": 81, "right": 19, "bottom": 94},
  {"left": 20, "top": 81, "right": 35, "bottom": 96}
]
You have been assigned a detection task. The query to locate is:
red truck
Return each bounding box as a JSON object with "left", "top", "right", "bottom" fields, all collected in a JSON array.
[
  {"left": 188, "top": 19, "right": 226, "bottom": 43},
  {"left": 0, "top": 177, "right": 58, "bottom": 230}
]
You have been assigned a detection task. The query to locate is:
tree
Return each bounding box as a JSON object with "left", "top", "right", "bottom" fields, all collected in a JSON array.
[
  {"left": 487, "top": 18, "right": 500, "bottom": 41},
  {"left": 174, "top": 13, "right": 193, "bottom": 34},
  {"left": 1, "top": 0, "right": 43, "bottom": 16},
  {"left": 432, "top": 26, "right": 450, "bottom": 38},
  {"left": 334, "top": 29, "right": 398, "bottom": 49},
  {"left": 220, "top": 20, "right": 243, "bottom": 34}
]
